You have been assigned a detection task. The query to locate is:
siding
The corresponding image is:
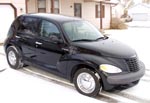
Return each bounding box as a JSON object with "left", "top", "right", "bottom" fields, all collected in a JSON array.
[
  {"left": 27, "top": 0, "right": 37, "bottom": 13},
  {"left": 103, "top": 4, "right": 110, "bottom": 28},
  {"left": 61, "top": 0, "right": 110, "bottom": 29},
  {"left": 27, "top": 0, "right": 111, "bottom": 29}
]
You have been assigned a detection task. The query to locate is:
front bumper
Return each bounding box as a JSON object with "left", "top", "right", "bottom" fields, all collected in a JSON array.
[{"left": 107, "top": 61, "right": 145, "bottom": 85}]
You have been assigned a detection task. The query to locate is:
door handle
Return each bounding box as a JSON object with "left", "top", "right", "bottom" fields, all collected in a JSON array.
[
  {"left": 35, "top": 41, "right": 42, "bottom": 45},
  {"left": 62, "top": 48, "right": 69, "bottom": 52},
  {"left": 15, "top": 35, "right": 21, "bottom": 39}
]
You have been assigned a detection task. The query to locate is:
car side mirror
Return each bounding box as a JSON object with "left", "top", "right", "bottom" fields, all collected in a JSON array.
[{"left": 49, "top": 35, "right": 63, "bottom": 43}]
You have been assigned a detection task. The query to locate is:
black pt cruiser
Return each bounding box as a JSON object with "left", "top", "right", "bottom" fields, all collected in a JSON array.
[{"left": 4, "top": 13, "right": 145, "bottom": 97}]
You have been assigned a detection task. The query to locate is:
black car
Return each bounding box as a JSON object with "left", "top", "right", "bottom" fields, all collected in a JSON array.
[{"left": 4, "top": 13, "right": 145, "bottom": 97}]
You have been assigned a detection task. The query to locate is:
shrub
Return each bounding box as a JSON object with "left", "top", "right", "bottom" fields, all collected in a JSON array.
[{"left": 110, "top": 17, "right": 128, "bottom": 29}]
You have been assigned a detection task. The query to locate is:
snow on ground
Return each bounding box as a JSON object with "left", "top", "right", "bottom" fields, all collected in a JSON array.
[
  {"left": 127, "top": 21, "right": 150, "bottom": 28},
  {"left": 0, "top": 47, "right": 6, "bottom": 71},
  {"left": 0, "top": 26, "right": 150, "bottom": 103},
  {"left": 103, "top": 27, "right": 150, "bottom": 102},
  {"left": 105, "top": 27, "right": 150, "bottom": 71},
  {"left": 0, "top": 55, "right": 105, "bottom": 103},
  {"left": 104, "top": 27, "right": 150, "bottom": 102}
]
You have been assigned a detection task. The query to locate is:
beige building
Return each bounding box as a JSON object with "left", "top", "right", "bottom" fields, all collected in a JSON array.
[
  {"left": 0, "top": 0, "right": 117, "bottom": 43},
  {"left": 27, "top": 0, "right": 117, "bottom": 29}
]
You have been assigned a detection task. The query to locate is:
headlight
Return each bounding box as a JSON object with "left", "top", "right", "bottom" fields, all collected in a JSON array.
[{"left": 100, "top": 64, "right": 122, "bottom": 73}]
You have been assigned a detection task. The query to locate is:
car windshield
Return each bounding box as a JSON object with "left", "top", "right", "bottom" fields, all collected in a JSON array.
[{"left": 62, "top": 21, "right": 104, "bottom": 42}]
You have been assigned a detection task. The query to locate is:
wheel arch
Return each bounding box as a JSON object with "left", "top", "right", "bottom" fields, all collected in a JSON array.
[
  {"left": 70, "top": 63, "right": 100, "bottom": 83},
  {"left": 5, "top": 43, "right": 22, "bottom": 54}
]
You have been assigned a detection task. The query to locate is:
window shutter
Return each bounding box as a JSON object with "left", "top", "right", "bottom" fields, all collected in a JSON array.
[
  {"left": 101, "top": 5, "right": 105, "bottom": 18},
  {"left": 95, "top": 5, "right": 98, "bottom": 18}
]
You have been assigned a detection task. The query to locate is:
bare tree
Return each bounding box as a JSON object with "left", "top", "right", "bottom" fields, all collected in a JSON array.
[{"left": 119, "top": 0, "right": 134, "bottom": 18}]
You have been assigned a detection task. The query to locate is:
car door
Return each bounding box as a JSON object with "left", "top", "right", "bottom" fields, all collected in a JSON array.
[
  {"left": 35, "top": 20, "right": 66, "bottom": 71},
  {"left": 16, "top": 16, "right": 40, "bottom": 62}
]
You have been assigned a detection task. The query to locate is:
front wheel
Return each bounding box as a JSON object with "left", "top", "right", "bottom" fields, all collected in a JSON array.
[{"left": 73, "top": 68, "right": 102, "bottom": 97}]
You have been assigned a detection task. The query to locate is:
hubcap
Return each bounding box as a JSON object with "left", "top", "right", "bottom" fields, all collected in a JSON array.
[
  {"left": 8, "top": 51, "right": 17, "bottom": 66},
  {"left": 77, "top": 72, "right": 96, "bottom": 94}
]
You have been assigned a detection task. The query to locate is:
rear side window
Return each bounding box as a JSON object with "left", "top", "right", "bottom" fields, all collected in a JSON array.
[{"left": 18, "top": 16, "right": 40, "bottom": 36}]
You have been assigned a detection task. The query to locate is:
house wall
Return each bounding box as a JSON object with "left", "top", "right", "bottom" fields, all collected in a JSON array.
[
  {"left": 27, "top": 0, "right": 52, "bottom": 13},
  {"left": 0, "top": 0, "right": 26, "bottom": 16},
  {"left": 27, "top": 0, "right": 111, "bottom": 29},
  {"left": 27, "top": 0, "right": 37, "bottom": 13},
  {"left": 102, "top": 4, "right": 111, "bottom": 29},
  {"left": 61, "top": 0, "right": 101, "bottom": 28},
  {"left": 60, "top": 0, "right": 74, "bottom": 16},
  {"left": 82, "top": 2, "right": 100, "bottom": 29},
  {"left": 61, "top": 0, "right": 110, "bottom": 29}
]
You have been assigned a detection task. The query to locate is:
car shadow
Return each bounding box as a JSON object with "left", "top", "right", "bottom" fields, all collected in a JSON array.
[
  {"left": 106, "top": 80, "right": 139, "bottom": 93},
  {"left": 0, "top": 68, "right": 6, "bottom": 72}
]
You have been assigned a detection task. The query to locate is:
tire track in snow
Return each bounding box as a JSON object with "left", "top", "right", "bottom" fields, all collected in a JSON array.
[
  {"left": 20, "top": 67, "right": 123, "bottom": 103},
  {"left": 0, "top": 53, "right": 149, "bottom": 103},
  {"left": 21, "top": 67, "right": 150, "bottom": 103}
]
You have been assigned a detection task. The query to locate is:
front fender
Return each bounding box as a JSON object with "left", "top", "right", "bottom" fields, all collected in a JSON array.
[{"left": 66, "top": 53, "right": 125, "bottom": 82}]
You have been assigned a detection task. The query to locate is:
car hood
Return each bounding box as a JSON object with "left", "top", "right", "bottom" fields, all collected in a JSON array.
[{"left": 72, "top": 38, "right": 136, "bottom": 58}]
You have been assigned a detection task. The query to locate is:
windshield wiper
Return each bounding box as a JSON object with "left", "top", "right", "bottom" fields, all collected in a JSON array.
[
  {"left": 95, "top": 36, "right": 108, "bottom": 41},
  {"left": 72, "top": 39, "right": 95, "bottom": 42},
  {"left": 72, "top": 36, "right": 108, "bottom": 42}
]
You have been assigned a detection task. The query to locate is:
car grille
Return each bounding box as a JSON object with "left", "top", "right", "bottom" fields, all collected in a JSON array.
[{"left": 125, "top": 58, "right": 140, "bottom": 72}]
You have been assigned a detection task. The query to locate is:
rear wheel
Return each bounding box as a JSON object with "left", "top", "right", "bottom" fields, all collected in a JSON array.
[
  {"left": 73, "top": 68, "right": 102, "bottom": 97},
  {"left": 6, "top": 46, "right": 23, "bottom": 69}
]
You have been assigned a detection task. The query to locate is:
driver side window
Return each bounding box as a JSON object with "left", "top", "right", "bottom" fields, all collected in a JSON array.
[{"left": 40, "top": 20, "right": 60, "bottom": 38}]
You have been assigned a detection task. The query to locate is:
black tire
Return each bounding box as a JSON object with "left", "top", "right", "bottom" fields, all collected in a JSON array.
[
  {"left": 73, "top": 68, "right": 102, "bottom": 97},
  {"left": 6, "top": 46, "right": 23, "bottom": 69}
]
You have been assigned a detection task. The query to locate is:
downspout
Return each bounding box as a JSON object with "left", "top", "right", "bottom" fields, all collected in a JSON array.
[
  {"left": 110, "top": 5, "right": 112, "bottom": 28},
  {"left": 51, "top": 0, "right": 54, "bottom": 13},
  {"left": 26, "top": 0, "right": 28, "bottom": 13},
  {"left": 100, "top": 1, "right": 103, "bottom": 30}
]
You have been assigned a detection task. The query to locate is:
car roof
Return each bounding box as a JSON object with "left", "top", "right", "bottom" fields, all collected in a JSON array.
[{"left": 22, "top": 13, "right": 82, "bottom": 23}]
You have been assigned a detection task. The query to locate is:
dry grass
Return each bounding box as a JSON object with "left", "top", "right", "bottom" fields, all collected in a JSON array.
[{"left": 110, "top": 18, "right": 128, "bottom": 29}]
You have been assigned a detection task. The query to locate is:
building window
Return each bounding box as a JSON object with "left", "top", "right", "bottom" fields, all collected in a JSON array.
[
  {"left": 51, "top": 0, "right": 59, "bottom": 14},
  {"left": 95, "top": 4, "right": 105, "bottom": 18},
  {"left": 38, "top": 0, "right": 46, "bottom": 13},
  {"left": 74, "top": 3, "right": 82, "bottom": 18},
  {"left": 54, "top": 0, "right": 59, "bottom": 13}
]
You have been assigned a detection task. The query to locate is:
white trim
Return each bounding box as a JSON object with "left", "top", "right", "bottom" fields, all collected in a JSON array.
[{"left": 59, "top": 0, "right": 61, "bottom": 13}]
